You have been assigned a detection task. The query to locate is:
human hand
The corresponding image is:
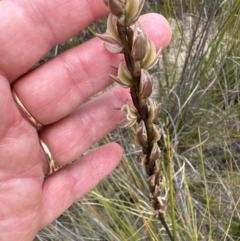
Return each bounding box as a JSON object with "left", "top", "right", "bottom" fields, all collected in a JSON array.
[{"left": 0, "top": 0, "right": 171, "bottom": 240}]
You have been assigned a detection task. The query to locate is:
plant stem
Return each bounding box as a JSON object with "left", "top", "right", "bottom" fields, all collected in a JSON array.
[
  {"left": 158, "top": 215, "right": 174, "bottom": 241},
  {"left": 116, "top": 16, "right": 174, "bottom": 241},
  {"left": 166, "top": 114, "right": 177, "bottom": 241}
]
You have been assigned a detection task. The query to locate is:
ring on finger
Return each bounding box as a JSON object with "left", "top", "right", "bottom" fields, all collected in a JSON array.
[
  {"left": 12, "top": 87, "right": 43, "bottom": 129},
  {"left": 39, "top": 139, "right": 59, "bottom": 176}
]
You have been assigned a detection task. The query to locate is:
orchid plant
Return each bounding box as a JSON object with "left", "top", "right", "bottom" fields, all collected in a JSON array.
[{"left": 98, "top": 0, "right": 173, "bottom": 240}]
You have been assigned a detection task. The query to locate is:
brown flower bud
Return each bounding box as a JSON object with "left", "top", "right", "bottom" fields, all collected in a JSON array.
[
  {"left": 139, "top": 69, "right": 153, "bottom": 98},
  {"left": 147, "top": 98, "right": 161, "bottom": 123},
  {"left": 157, "top": 196, "right": 166, "bottom": 208},
  {"left": 153, "top": 185, "right": 160, "bottom": 197},
  {"left": 135, "top": 120, "right": 148, "bottom": 148},
  {"left": 108, "top": 0, "right": 125, "bottom": 17},
  {"left": 137, "top": 154, "right": 147, "bottom": 167},
  {"left": 151, "top": 124, "right": 161, "bottom": 143},
  {"left": 149, "top": 143, "right": 161, "bottom": 162},
  {"left": 154, "top": 159, "right": 161, "bottom": 173},
  {"left": 131, "top": 22, "right": 147, "bottom": 61},
  {"left": 147, "top": 173, "right": 156, "bottom": 187}
]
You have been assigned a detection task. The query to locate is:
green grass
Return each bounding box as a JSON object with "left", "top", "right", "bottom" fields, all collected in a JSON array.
[{"left": 36, "top": 0, "right": 240, "bottom": 240}]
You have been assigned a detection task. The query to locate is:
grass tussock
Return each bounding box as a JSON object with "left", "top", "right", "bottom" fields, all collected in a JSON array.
[{"left": 36, "top": 0, "right": 240, "bottom": 240}]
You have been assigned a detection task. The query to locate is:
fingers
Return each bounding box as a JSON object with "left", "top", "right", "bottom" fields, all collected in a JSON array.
[
  {"left": 0, "top": 76, "right": 20, "bottom": 136},
  {"left": 40, "top": 142, "right": 122, "bottom": 228},
  {"left": 12, "top": 13, "right": 172, "bottom": 125},
  {"left": 140, "top": 13, "right": 172, "bottom": 50},
  {"left": 40, "top": 86, "right": 129, "bottom": 167},
  {"left": 13, "top": 38, "right": 120, "bottom": 125},
  {"left": 0, "top": 0, "right": 109, "bottom": 80}
]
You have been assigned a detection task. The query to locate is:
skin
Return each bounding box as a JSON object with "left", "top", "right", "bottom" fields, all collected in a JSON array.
[{"left": 0, "top": 0, "right": 172, "bottom": 240}]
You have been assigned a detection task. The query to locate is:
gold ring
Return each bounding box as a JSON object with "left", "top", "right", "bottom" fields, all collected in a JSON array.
[
  {"left": 12, "top": 88, "right": 43, "bottom": 129},
  {"left": 39, "top": 139, "right": 59, "bottom": 175}
]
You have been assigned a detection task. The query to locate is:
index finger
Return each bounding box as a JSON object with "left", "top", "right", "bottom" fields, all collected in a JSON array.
[{"left": 0, "top": 0, "right": 108, "bottom": 80}]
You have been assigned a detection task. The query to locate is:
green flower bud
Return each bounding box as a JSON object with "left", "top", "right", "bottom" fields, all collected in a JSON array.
[
  {"left": 109, "top": 60, "right": 133, "bottom": 87},
  {"left": 119, "top": 100, "right": 138, "bottom": 128},
  {"left": 125, "top": 0, "right": 145, "bottom": 26},
  {"left": 142, "top": 39, "right": 162, "bottom": 70}
]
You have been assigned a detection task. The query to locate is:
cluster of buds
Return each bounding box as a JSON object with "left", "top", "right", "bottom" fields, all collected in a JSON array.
[{"left": 99, "top": 0, "right": 167, "bottom": 218}]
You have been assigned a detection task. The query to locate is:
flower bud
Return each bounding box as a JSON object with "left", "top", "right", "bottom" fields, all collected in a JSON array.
[
  {"left": 154, "top": 159, "right": 161, "bottom": 173},
  {"left": 107, "top": 0, "right": 125, "bottom": 17},
  {"left": 153, "top": 185, "right": 161, "bottom": 197},
  {"left": 97, "top": 13, "right": 122, "bottom": 48},
  {"left": 142, "top": 39, "right": 162, "bottom": 70},
  {"left": 147, "top": 98, "right": 161, "bottom": 123},
  {"left": 119, "top": 100, "right": 138, "bottom": 128},
  {"left": 121, "top": 100, "right": 138, "bottom": 120},
  {"left": 157, "top": 196, "right": 166, "bottom": 208},
  {"left": 147, "top": 173, "right": 156, "bottom": 187},
  {"left": 125, "top": 0, "right": 145, "bottom": 26},
  {"left": 137, "top": 154, "right": 147, "bottom": 167},
  {"left": 109, "top": 60, "right": 133, "bottom": 87},
  {"left": 149, "top": 143, "right": 161, "bottom": 162},
  {"left": 131, "top": 22, "right": 147, "bottom": 61},
  {"left": 151, "top": 124, "right": 161, "bottom": 143},
  {"left": 135, "top": 120, "right": 148, "bottom": 148},
  {"left": 139, "top": 69, "right": 153, "bottom": 98}
]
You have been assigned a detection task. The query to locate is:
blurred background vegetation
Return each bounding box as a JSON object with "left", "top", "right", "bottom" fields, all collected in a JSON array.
[{"left": 35, "top": 0, "right": 240, "bottom": 240}]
